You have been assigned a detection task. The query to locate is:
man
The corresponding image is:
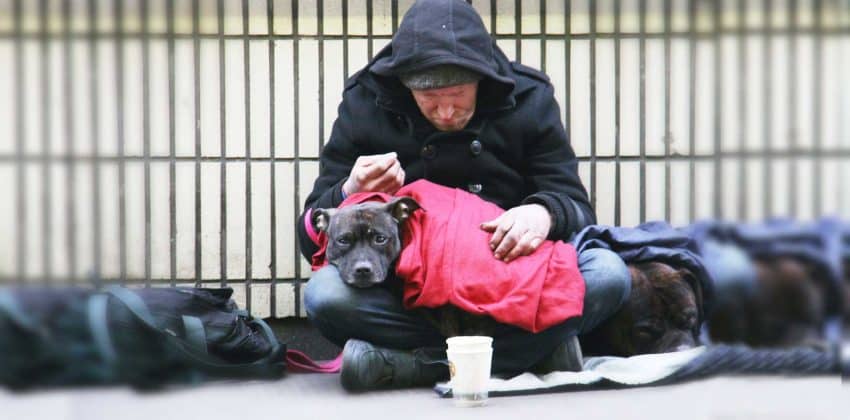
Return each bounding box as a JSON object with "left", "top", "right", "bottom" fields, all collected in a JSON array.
[{"left": 297, "top": 0, "right": 630, "bottom": 391}]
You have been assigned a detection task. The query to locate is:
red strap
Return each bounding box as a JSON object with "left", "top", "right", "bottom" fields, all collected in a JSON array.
[{"left": 285, "top": 349, "right": 343, "bottom": 373}]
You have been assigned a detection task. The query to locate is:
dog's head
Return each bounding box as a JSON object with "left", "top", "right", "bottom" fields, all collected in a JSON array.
[
  {"left": 581, "top": 261, "right": 704, "bottom": 357},
  {"left": 312, "top": 197, "right": 421, "bottom": 288}
]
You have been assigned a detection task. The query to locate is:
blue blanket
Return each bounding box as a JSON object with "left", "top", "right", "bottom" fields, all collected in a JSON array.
[
  {"left": 684, "top": 218, "right": 845, "bottom": 317},
  {"left": 572, "top": 221, "right": 716, "bottom": 319}
]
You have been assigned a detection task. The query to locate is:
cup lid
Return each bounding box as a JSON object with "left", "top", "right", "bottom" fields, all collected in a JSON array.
[{"left": 446, "top": 335, "right": 493, "bottom": 349}]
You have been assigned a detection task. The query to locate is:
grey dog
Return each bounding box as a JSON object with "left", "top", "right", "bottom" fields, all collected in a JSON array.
[
  {"left": 311, "top": 197, "right": 421, "bottom": 288},
  {"left": 311, "top": 197, "right": 496, "bottom": 337}
]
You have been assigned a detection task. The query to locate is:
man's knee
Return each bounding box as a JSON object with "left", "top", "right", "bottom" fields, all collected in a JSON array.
[
  {"left": 579, "top": 248, "right": 632, "bottom": 310},
  {"left": 304, "top": 266, "right": 357, "bottom": 322}
]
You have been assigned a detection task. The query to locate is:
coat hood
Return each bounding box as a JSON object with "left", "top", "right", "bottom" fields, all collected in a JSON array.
[{"left": 363, "top": 0, "right": 520, "bottom": 111}]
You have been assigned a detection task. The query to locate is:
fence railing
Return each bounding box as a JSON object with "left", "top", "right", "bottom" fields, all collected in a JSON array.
[{"left": 0, "top": 0, "right": 848, "bottom": 318}]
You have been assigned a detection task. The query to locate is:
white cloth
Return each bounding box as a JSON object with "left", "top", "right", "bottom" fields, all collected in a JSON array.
[{"left": 434, "top": 347, "right": 706, "bottom": 397}]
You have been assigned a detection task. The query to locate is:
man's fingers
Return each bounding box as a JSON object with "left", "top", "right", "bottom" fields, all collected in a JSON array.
[
  {"left": 360, "top": 157, "right": 399, "bottom": 182},
  {"left": 357, "top": 152, "right": 397, "bottom": 167},
  {"left": 504, "top": 231, "right": 541, "bottom": 262},
  {"left": 487, "top": 216, "right": 515, "bottom": 252},
  {"left": 368, "top": 164, "right": 405, "bottom": 194},
  {"left": 480, "top": 212, "right": 506, "bottom": 232},
  {"left": 363, "top": 157, "right": 397, "bottom": 177},
  {"left": 493, "top": 226, "right": 523, "bottom": 260}
]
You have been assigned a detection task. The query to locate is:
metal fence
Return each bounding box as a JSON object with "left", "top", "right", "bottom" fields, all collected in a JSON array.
[{"left": 0, "top": 0, "right": 848, "bottom": 318}]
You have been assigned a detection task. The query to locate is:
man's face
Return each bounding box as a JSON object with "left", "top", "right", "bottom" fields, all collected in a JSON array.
[{"left": 410, "top": 82, "right": 478, "bottom": 132}]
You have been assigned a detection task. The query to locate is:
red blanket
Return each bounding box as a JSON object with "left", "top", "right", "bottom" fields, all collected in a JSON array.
[{"left": 307, "top": 180, "right": 585, "bottom": 333}]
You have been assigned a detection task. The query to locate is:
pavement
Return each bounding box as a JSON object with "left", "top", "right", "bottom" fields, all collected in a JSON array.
[
  {"left": 2, "top": 373, "right": 848, "bottom": 420},
  {"left": 3, "top": 320, "right": 849, "bottom": 420}
]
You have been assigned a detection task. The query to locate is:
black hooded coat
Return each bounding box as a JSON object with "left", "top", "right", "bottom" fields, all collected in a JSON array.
[{"left": 298, "top": 0, "right": 594, "bottom": 259}]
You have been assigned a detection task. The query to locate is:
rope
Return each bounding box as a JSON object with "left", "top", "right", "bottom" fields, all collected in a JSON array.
[{"left": 665, "top": 344, "right": 842, "bottom": 384}]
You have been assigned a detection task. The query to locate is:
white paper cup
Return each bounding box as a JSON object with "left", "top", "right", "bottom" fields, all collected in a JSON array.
[{"left": 446, "top": 336, "right": 493, "bottom": 407}]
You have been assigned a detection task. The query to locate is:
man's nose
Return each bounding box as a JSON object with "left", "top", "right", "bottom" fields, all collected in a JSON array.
[{"left": 437, "top": 104, "right": 454, "bottom": 119}]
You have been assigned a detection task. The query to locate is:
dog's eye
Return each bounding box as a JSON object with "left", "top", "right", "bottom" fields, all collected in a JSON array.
[
  {"left": 635, "top": 326, "right": 661, "bottom": 341},
  {"left": 680, "top": 313, "right": 698, "bottom": 329},
  {"left": 336, "top": 237, "right": 351, "bottom": 246},
  {"left": 373, "top": 234, "right": 388, "bottom": 245}
]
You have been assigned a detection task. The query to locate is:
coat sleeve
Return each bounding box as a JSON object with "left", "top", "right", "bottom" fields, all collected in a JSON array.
[
  {"left": 520, "top": 84, "right": 596, "bottom": 242},
  {"left": 296, "top": 86, "right": 368, "bottom": 260}
]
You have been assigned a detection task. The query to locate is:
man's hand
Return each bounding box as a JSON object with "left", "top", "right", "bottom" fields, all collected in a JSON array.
[
  {"left": 480, "top": 204, "right": 552, "bottom": 263},
  {"left": 342, "top": 152, "right": 406, "bottom": 196}
]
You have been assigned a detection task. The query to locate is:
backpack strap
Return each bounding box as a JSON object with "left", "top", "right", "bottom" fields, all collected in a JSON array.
[
  {"left": 87, "top": 294, "right": 118, "bottom": 364},
  {"left": 0, "top": 291, "right": 40, "bottom": 334},
  {"left": 181, "top": 315, "right": 208, "bottom": 355}
]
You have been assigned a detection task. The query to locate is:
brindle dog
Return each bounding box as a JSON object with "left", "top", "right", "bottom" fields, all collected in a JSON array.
[{"left": 579, "top": 262, "right": 704, "bottom": 357}]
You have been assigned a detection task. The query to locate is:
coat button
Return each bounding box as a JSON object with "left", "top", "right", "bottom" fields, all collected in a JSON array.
[
  {"left": 469, "top": 139, "right": 482, "bottom": 156},
  {"left": 468, "top": 183, "right": 483, "bottom": 194},
  {"left": 421, "top": 145, "right": 437, "bottom": 159}
]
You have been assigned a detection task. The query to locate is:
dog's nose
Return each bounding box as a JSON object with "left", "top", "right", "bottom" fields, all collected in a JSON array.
[{"left": 354, "top": 263, "right": 373, "bottom": 276}]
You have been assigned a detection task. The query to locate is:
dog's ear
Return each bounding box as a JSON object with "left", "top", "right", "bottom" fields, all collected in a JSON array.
[
  {"left": 312, "top": 208, "right": 337, "bottom": 233},
  {"left": 385, "top": 196, "right": 422, "bottom": 224},
  {"left": 679, "top": 267, "right": 704, "bottom": 327}
]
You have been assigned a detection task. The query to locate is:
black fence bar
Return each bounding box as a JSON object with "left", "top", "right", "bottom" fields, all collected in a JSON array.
[
  {"left": 614, "top": 0, "right": 622, "bottom": 226},
  {"left": 687, "top": 0, "right": 696, "bottom": 222},
  {"left": 142, "top": 0, "right": 152, "bottom": 287},
  {"left": 318, "top": 0, "right": 325, "bottom": 153},
  {"left": 193, "top": 0, "right": 202, "bottom": 287},
  {"left": 639, "top": 0, "right": 647, "bottom": 223},
  {"left": 737, "top": 0, "right": 748, "bottom": 220},
  {"left": 241, "top": 0, "right": 253, "bottom": 312},
  {"left": 840, "top": 0, "right": 847, "bottom": 214},
  {"left": 564, "top": 0, "right": 571, "bottom": 209},
  {"left": 13, "top": 0, "right": 25, "bottom": 284},
  {"left": 217, "top": 0, "right": 228, "bottom": 288},
  {"left": 168, "top": 0, "right": 177, "bottom": 286},
  {"left": 589, "top": 0, "right": 597, "bottom": 210},
  {"left": 115, "top": 0, "right": 128, "bottom": 285},
  {"left": 711, "top": 0, "right": 722, "bottom": 218},
  {"left": 90, "top": 0, "right": 103, "bottom": 283},
  {"left": 292, "top": 0, "right": 302, "bottom": 317},
  {"left": 788, "top": 0, "right": 798, "bottom": 218},
  {"left": 39, "top": 0, "right": 51, "bottom": 283},
  {"left": 490, "top": 0, "right": 496, "bottom": 38},
  {"left": 813, "top": 0, "right": 823, "bottom": 216},
  {"left": 62, "top": 0, "right": 78, "bottom": 284},
  {"left": 762, "top": 0, "right": 773, "bottom": 218},
  {"left": 367, "top": 0, "right": 374, "bottom": 59},
  {"left": 663, "top": 0, "right": 671, "bottom": 222},
  {"left": 267, "top": 0, "right": 278, "bottom": 317},
  {"left": 342, "top": 0, "right": 349, "bottom": 79},
  {"left": 540, "top": 0, "right": 546, "bottom": 74},
  {"left": 515, "top": 0, "right": 522, "bottom": 58},
  {"left": 393, "top": 1, "right": 399, "bottom": 32}
]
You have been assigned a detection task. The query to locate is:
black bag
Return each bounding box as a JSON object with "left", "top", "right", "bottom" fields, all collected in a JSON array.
[{"left": 0, "top": 286, "right": 286, "bottom": 390}]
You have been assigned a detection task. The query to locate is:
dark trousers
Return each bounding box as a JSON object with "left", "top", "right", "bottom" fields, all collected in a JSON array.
[{"left": 304, "top": 248, "right": 630, "bottom": 375}]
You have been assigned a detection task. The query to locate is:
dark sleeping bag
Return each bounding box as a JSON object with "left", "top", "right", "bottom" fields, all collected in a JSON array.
[{"left": 0, "top": 286, "right": 286, "bottom": 390}]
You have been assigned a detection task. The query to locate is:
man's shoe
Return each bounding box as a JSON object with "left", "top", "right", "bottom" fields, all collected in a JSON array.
[
  {"left": 340, "top": 339, "right": 448, "bottom": 391},
  {"left": 531, "top": 335, "right": 583, "bottom": 373}
]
